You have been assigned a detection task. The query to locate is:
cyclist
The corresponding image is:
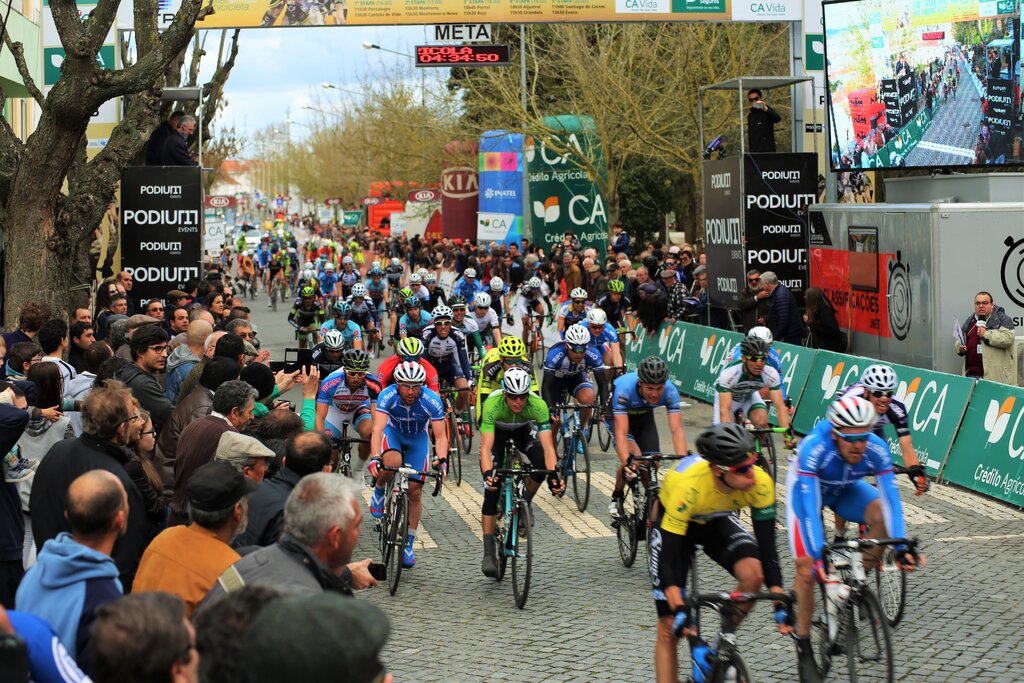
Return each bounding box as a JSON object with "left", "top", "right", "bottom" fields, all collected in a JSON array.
[
  {"left": 368, "top": 361, "right": 448, "bottom": 569},
  {"left": 288, "top": 286, "right": 326, "bottom": 349},
  {"left": 318, "top": 302, "right": 362, "bottom": 351},
  {"left": 832, "top": 364, "right": 930, "bottom": 541},
  {"left": 310, "top": 329, "right": 348, "bottom": 367},
  {"left": 787, "top": 396, "right": 922, "bottom": 683},
  {"left": 651, "top": 424, "right": 786, "bottom": 683},
  {"left": 726, "top": 327, "right": 791, "bottom": 407},
  {"left": 421, "top": 305, "right": 473, "bottom": 413},
  {"left": 453, "top": 267, "right": 483, "bottom": 302},
  {"left": 298, "top": 261, "right": 318, "bottom": 294},
  {"left": 541, "top": 323, "right": 603, "bottom": 438},
  {"left": 263, "top": 252, "right": 286, "bottom": 306},
  {"left": 318, "top": 262, "right": 340, "bottom": 304},
  {"left": 450, "top": 295, "right": 486, "bottom": 361},
  {"left": 315, "top": 348, "right": 381, "bottom": 476},
  {"left": 595, "top": 279, "right": 634, "bottom": 330},
  {"left": 471, "top": 292, "right": 502, "bottom": 347},
  {"left": 422, "top": 272, "right": 446, "bottom": 313},
  {"left": 385, "top": 257, "right": 405, "bottom": 288},
  {"left": 714, "top": 336, "right": 795, "bottom": 446},
  {"left": 476, "top": 336, "right": 539, "bottom": 419},
  {"left": 605, "top": 355, "right": 689, "bottom": 520},
  {"left": 399, "top": 296, "right": 433, "bottom": 340},
  {"left": 339, "top": 255, "right": 360, "bottom": 299},
  {"left": 366, "top": 267, "right": 388, "bottom": 314},
  {"left": 238, "top": 251, "right": 257, "bottom": 296},
  {"left": 255, "top": 243, "right": 271, "bottom": 280},
  {"left": 408, "top": 272, "right": 428, "bottom": 301},
  {"left": 584, "top": 308, "right": 624, "bottom": 410},
  {"left": 377, "top": 337, "right": 441, "bottom": 395},
  {"left": 557, "top": 288, "right": 591, "bottom": 337},
  {"left": 346, "top": 283, "right": 380, "bottom": 346},
  {"left": 388, "top": 286, "right": 414, "bottom": 342},
  {"left": 487, "top": 276, "right": 512, "bottom": 326},
  {"left": 518, "top": 276, "right": 550, "bottom": 352},
  {"left": 478, "top": 367, "right": 565, "bottom": 578}
]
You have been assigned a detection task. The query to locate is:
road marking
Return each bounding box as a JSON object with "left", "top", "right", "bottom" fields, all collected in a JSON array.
[
  {"left": 361, "top": 490, "right": 438, "bottom": 549},
  {"left": 926, "top": 482, "right": 1024, "bottom": 521},
  {"left": 935, "top": 532, "right": 1024, "bottom": 542},
  {"left": 916, "top": 141, "right": 975, "bottom": 160},
  {"left": 591, "top": 471, "right": 617, "bottom": 498},
  {"left": 439, "top": 482, "right": 485, "bottom": 541},
  {"left": 532, "top": 484, "right": 615, "bottom": 539}
]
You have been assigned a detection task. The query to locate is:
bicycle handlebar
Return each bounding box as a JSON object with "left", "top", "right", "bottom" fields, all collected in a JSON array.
[
  {"left": 493, "top": 467, "right": 559, "bottom": 478},
  {"left": 440, "top": 386, "right": 475, "bottom": 394},
  {"left": 554, "top": 402, "right": 595, "bottom": 411},
  {"left": 331, "top": 435, "right": 370, "bottom": 445},
  {"left": 745, "top": 426, "right": 792, "bottom": 434},
  {"left": 683, "top": 590, "right": 796, "bottom": 609},
  {"left": 381, "top": 465, "right": 444, "bottom": 497},
  {"left": 632, "top": 453, "right": 691, "bottom": 463},
  {"left": 825, "top": 537, "right": 919, "bottom": 554}
]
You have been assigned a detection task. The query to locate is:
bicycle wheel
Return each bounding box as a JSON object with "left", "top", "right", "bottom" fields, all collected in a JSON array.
[
  {"left": 446, "top": 412, "right": 463, "bottom": 487},
  {"left": 495, "top": 501, "right": 508, "bottom": 582},
  {"left": 597, "top": 417, "right": 613, "bottom": 452},
  {"left": 459, "top": 409, "right": 473, "bottom": 454},
  {"left": 844, "top": 589, "right": 894, "bottom": 683},
  {"left": 386, "top": 495, "right": 408, "bottom": 596},
  {"left": 874, "top": 547, "right": 907, "bottom": 628},
  {"left": 710, "top": 650, "right": 753, "bottom": 683},
  {"left": 763, "top": 435, "right": 777, "bottom": 483},
  {"left": 616, "top": 482, "right": 638, "bottom": 567},
  {"left": 511, "top": 500, "right": 533, "bottom": 609},
  {"left": 571, "top": 428, "right": 591, "bottom": 512},
  {"left": 271, "top": 285, "right": 278, "bottom": 312}
]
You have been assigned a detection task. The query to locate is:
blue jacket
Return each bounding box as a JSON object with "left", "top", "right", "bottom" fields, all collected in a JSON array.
[
  {"left": 0, "top": 404, "right": 30, "bottom": 562},
  {"left": 768, "top": 283, "right": 806, "bottom": 346},
  {"left": 15, "top": 532, "right": 123, "bottom": 662},
  {"left": 7, "top": 610, "right": 89, "bottom": 683}
]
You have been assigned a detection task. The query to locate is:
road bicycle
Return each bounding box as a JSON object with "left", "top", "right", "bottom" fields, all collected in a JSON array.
[
  {"left": 553, "top": 402, "right": 592, "bottom": 512},
  {"left": 490, "top": 447, "right": 557, "bottom": 609},
  {"left": 744, "top": 425, "right": 790, "bottom": 483},
  {"left": 439, "top": 386, "right": 474, "bottom": 487},
  {"left": 364, "top": 327, "right": 384, "bottom": 359},
  {"left": 614, "top": 453, "right": 687, "bottom": 567},
  {"left": 585, "top": 364, "right": 625, "bottom": 453},
  {"left": 269, "top": 276, "right": 288, "bottom": 312},
  {"left": 376, "top": 464, "right": 443, "bottom": 596},
  {"left": 523, "top": 311, "right": 549, "bottom": 369},
  {"left": 329, "top": 422, "right": 369, "bottom": 478},
  {"left": 812, "top": 537, "right": 918, "bottom": 682}
]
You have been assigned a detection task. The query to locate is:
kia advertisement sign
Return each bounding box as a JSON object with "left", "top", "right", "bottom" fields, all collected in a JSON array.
[
  {"left": 204, "top": 195, "right": 235, "bottom": 209},
  {"left": 120, "top": 167, "right": 202, "bottom": 309},
  {"left": 408, "top": 188, "right": 441, "bottom": 202},
  {"left": 742, "top": 153, "right": 818, "bottom": 307},
  {"left": 441, "top": 140, "right": 480, "bottom": 240}
]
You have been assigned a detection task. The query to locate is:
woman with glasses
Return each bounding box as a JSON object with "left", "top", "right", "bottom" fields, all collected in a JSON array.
[{"left": 125, "top": 408, "right": 170, "bottom": 528}]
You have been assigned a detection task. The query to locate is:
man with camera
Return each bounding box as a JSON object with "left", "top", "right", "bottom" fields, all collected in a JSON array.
[{"left": 747, "top": 89, "right": 782, "bottom": 154}]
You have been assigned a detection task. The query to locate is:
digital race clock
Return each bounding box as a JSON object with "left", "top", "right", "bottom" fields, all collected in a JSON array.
[{"left": 415, "top": 44, "right": 510, "bottom": 67}]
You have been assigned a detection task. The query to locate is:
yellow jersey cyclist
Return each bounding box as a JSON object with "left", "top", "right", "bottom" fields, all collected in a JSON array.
[
  {"left": 714, "top": 336, "right": 795, "bottom": 448},
  {"left": 475, "top": 336, "right": 540, "bottom": 421},
  {"left": 650, "top": 423, "right": 787, "bottom": 683},
  {"left": 478, "top": 368, "right": 565, "bottom": 578}
]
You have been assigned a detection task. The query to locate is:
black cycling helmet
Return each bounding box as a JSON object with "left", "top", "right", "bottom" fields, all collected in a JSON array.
[
  {"left": 637, "top": 356, "right": 669, "bottom": 384},
  {"left": 739, "top": 336, "right": 770, "bottom": 358},
  {"left": 696, "top": 424, "right": 755, "bottom": 468},
  {"left": 342, "top": 348, "right": 370, "bottom": 372}
]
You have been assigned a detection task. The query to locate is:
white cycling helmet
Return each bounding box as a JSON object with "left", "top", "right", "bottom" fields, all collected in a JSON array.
[
  {"left": 502, "top": 367, "right": 533, "bottom": 396},
  {"left": 394, "top": 361, "right": 427, "bottom": 384},
  {"left": 861, "top": 364, "right": 898, "bottom": 392},
  {"left": 474, "top": 292, "right": 491, "bottom": 308},
  {"left": 409, "top": 273, "right": 422, "bottom": 285},
  {"left": 351, "top": 283, "right": 367, "bottom": 297},
  {"left": 489, "top": 276, "right": 504, "bottom": 292},
  {"left": 342, "top": 255, "right": 354, "bottom": 265},
  {"left": 432, "top": 305, "right": 453, "bottom": 321},
  {"left": 322, "top": 329, "right": 345, "bottom": 351},
  {"left": 527, "top": 276, "right": 542, "bottom": 289},
  {"left": 586, "top": 308, "right": 608, "bottom": 326},
  {"left": 564, "top": 324, "right": 591, "bottom": 347},
  {"left": 391, "top": 257, "right": 401, "bottom": 267},
  {"left": 425, "top": 272, "right": 437, "bottom": 284},
  {"left": 827, "top": 396, "right": 878, "bottom": 430},
  {"left": 304, "top": 261, "right": 313, "bottom": 269},
  {"left": 748, "top": 326, "right": 773, "bottom": 344},
  {"left": 570, "top": 287, "right": 588, "bottom": 300},
  {"left": 417, "top": 267, "right": 429, "bottom": 279},
  {"left": 371, "top": 260, "right": 382, "bottom": 270},
  {"left": 325, "top": 262, "right": 335, "bottom": 271},
  {"left": 464, "top": 268, "right": 477, "bottom": 279}
]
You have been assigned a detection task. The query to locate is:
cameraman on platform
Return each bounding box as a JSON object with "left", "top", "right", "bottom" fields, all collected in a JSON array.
[{"left": 747, "top": 88, "right": 782, "bottom": 153}]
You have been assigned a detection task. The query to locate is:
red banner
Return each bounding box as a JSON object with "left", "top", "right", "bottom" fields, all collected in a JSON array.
[
  {"left": 204, "top": 195, "right": 236, "bottom": 208},
  {"left": 810, "top": 247, "right": 894, "bottom": 337}
]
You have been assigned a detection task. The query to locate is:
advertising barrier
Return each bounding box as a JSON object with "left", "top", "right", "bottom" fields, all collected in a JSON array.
[
  {"left": 675, "top": 324, "right": 744, "bottom": 404},
  {"left": 767, "top": 341, "right": 816, "bottom": 426}
]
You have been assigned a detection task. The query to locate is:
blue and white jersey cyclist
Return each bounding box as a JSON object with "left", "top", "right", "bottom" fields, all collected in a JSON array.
[
  {"left": 398, "top": 296, "right": 433, "bottom": 340},
  {"left": 366, "top": 267, "right": 388, "bottom": 311},
  {"left": 317, "top": 262, "right": 340, "bottom": 299},
  {"left": 557, "top": 287, "right": 592, "bottom": 337},
  {"left": 345, "top": 283, "right": 380, "bottom": 328},
  {"left": 726, "top": 326, "right": 789, "bottom": 403},
  {"left": 314, "top": 349, "right": 380, "bottom": 473},
  {"left": 453, "top": 267, "right": 484, "bottom": 302},
  {"left": 540, "top": 323, "right": 604, "bottom": 441},
  {"left": 318, "top": 302, "right": 362, "bottom": 349},
  {"left": 605, "top": 356, "right": 689, "bottom": 522},
  {"left": 786, "top": 395, "right": 924, "bottom": 682},
  {"left": 338, "top": 255, "right": 360, "bottom": 297},
  {"left": 368, "top": 361, "right": 449, "bottom": 570},
  {"left": 420, "top": 305, "right": 474, "bottom": 413}
]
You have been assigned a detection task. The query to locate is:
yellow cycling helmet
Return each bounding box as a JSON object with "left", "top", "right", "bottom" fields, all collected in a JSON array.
[{"left": 498, "top": 336, "right": 527, "bottom": 360}]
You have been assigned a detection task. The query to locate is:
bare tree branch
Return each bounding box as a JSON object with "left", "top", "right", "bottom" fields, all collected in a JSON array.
[
  {"left": 82, "top": 0, "right": 121, "bottom": 53},
  {"left": 49, "top": 0, "right": 89, "bottom": 58},
  {"left": 3, "top": 34, "right": 46, "bottom": 106}
]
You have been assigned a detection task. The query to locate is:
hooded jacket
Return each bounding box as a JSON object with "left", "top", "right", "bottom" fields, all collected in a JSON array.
[
  {"left": 164, "top": 345, "right": 200, "bottom": 403},
  {"left": 114, "top": 362, "right": 173, "bottom": 428},
  {"left": 15, "top": 532, "right": 123, "bottom": 662},
  {"left": 16, "top": 414, "right": 74, "bottom": 511}
]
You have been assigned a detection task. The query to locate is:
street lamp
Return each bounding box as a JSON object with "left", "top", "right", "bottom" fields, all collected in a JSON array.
[{"left": 361, "top": 41, "right": 414, "bottom": 59}]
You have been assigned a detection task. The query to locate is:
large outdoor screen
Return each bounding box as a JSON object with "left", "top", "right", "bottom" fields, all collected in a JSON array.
[{"left": 823, "top": 0, "right": 1022, "bottom": 170}]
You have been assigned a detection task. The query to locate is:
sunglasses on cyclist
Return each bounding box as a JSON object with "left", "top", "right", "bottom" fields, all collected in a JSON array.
[
  {"left": 505, "top": 393, "right": 528, "bottom": 401},
  {"left": 727, "top": 458, "right": 757, "bottom": 474},
  {"left": 743, "top": 354, "right": 767, "bottom": 362},
  {"left": 568, "top": 345, "right": 588, "bottom": 353},
  {"left": 870, "top": 390, "right": 893, "bottom": 398},
  {"left": 834, "top": 430, "right": 872, "bottom": 444}
]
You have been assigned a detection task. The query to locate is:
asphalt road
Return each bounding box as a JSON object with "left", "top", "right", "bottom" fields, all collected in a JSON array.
[{"left": 249, "top": 286, "right": 1024, "bottom": 683}]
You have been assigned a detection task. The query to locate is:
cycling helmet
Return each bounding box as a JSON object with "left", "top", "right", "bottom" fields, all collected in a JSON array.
[
  {"left": 489, "top": 276, "right": 504, "bottom": 292},
  {"left": 333, "top": 301, "right": 351, "bottom": 317},
  {"left": 748, "top": 326, "right": 773, "bottom": 344},
  {"left": 860, "top": 364, "right": 898, "bottom": 392},
  {"left": 320, "top": 255, "right": 327, "bottom": 261},
  {"left": 391, "top": 257, "right": 401, "bottom": 267},
  {"left": 498, "top": 336, "right": 526, "bottom": 359},
  {"left": 449, "top": 295, "right": 467, "bottom": 309},
  {"left": 696, "top": 424, "right": 756, "bottom": 468},
  {"left": 827, "top": 396, "right": 879, "bottom": 430},
  {"left": 607, "top": 279, "right": 625, "bottom": 293},
  {"left": 300, "top": 286, "right": 316, "bottom": 298},
  {"left": 351, "top": 283, "right": 367, "bottom": 297},
  {"left": 564, "top": 324, "right": 591, "bottom": 347},
  {"left": 242, "top": 250, "right": 250, "bottom": 257},
  {"left": 739, "top": 337, "right": 770, "bottom": 358},
  {"left": 342, "top": 255, "right": 354, "bottom": 265},
  {"left": 322, "top": 329, "right": 345, "bottom": 351},
  {"left": 399, "top": 287, "right": 413, "bottom": 300},
  {"left": 304, "top": 261, "right": 313, "bottom": 269},
  {"left": 394, "top": 361, "right": 427, "bottom": 385},
  {"left": 586, "top": 308, "right": 608, "bottom": 326},
  {"left": 464, "top": 268, "right": 477, "bottom": 278},
  {"left": 409, "top": 273, "right": 422, "bottom": 285},
  {"left": 527, "top": 276, "right": 542, "bottom": 289},
  {"left": 417, "top": 268, "right": 429, "bottom": 279},
  {"left": 371, "top": 260, "right": 382, "bottom": 270},
  {"left": 425, "top": 273, "right": 437, "bottom": 284},
  {"left": 325, "top": 262, "right": 335, "bottom": 271},
  {"left": 342, "top": 348, "right": 370, "bottom": 372},
  {"left": 397, "top": 337, "right": 424, "bottom": 361},
  {"left": 570, "top": 287, "right": 588, "bottom": 300},
  {"left": 403, "top": 296, "right": 420, "bottom": 309},
  {"left": 474, "top": 292, "right": 492, "bottom": 308},
  {"left": 502, "top": 367, "right": 533, "bottom": 396},
  {"left": 369, "top": 267, "right": 384, "bottom": 277},
  {"left": 432, "top": 305, "right": 453, "bottom": 321},
  {"left": 637, "top": 356, "right": 669, "bottom": 384}
]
